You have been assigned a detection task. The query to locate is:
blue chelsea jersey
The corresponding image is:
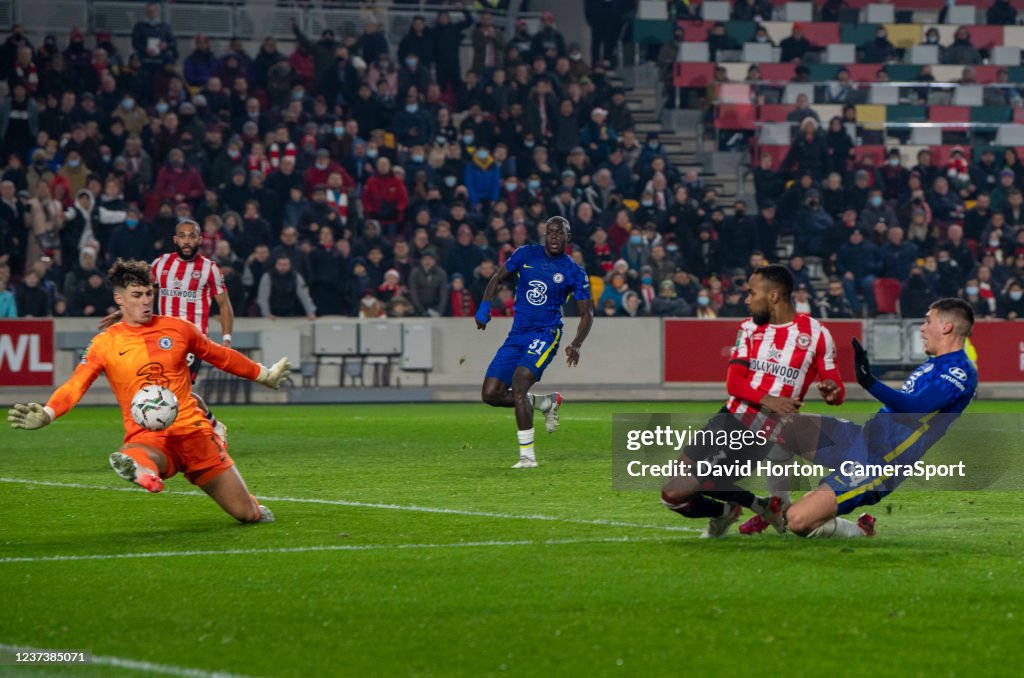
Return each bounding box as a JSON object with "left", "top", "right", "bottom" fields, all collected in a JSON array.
[
  {"left": 505, "top": 245, "right": 591, "bottom": 333},
  {"left": 882, "top": 349, "right": 977, "bottom": 416}
]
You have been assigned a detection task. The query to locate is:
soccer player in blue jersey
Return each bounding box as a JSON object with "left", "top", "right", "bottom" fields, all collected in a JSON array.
[
  {"left": 779, "top": 298, "right": 977, "bottom": 538},
  {"left": 475, "top": 216, "right": 594, "bottom": 468}
]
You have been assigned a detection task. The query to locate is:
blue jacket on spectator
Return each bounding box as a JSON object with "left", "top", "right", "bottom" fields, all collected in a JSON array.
[
  {"left": 464, "top": 151, "right": 500, "bottom": 208},
  {"left": 795, "top": 204, "right": 834, "bottom": 258},
  {"left": 837, "top": 238, "right": 882, "bottom": 279},
  {"left": 881, "top": 240, "right": 919, "bottom": 279}
]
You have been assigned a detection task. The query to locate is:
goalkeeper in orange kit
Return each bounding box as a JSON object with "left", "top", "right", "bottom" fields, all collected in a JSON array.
[{"left": 7, "top": 259, "right": 293, "bottom": 523}]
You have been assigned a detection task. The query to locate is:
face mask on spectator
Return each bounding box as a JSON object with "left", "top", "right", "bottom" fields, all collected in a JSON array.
[
  {"left": 524, "top": 140, "right": 535, "bottom": 148},
  {"left": 888, "top": 158, "right": 899, "bottom": 167},
  {"left": 102, "top": 154, "right": 111, "bottom": 163},
  {"left": 444, "top": 176, "right": 457, "bottom": 187},
  {"left": 1011, "top": 291, "right": 1023, "bottom": 301},
  {"left": 228, "top": 149, "right": 240, "bottom": 159},
  {"left": 476, "top": 150, "right": 489, "bottom": 160},
  {"left": 406, "top": 58, "right": 418, "bottom": 68},
  {"left": 412, "top": 154, "right": 424, "bottom": 163},
  {"left": 292, "top": 90, "right": 304, "bottom": 100},
  {"left": 648, "top": 141, "right": 659, "bottom": 150},
  {"left": 756, "top": 35, "right": 767, "bottom": 43},
  {"left": 67, "top": 159, "right": 80, "bottom": 168},
  {"left": 122, "top": 98, "right": 134, "bottom": 109},
  {"left": 505, "top": 181, "right": 517, "bottom": 192},
  {"left": 697, "top": 296, "right": 710, "bottom": 306},
  {"left": 155, "top": 102, "right": 169, "bottom": 114},
  {"left": 990, "top": 238, "right": 1001, "bottom": 247},
  {"left": 927, "top": 34, "right": 938, "bottom": 44},
  {"left": 463, "top": 134, "right": 474, "bottom": 145},
  {"left": 667, "top": 245, "right": 679, "bottom": 253},
  {"left": 570, "top": 53, "right": 582, "bottom": 61},
  {"left": 630, "top": 234, "right": 642, "bottom": 244},
  {"left": 641, "top": 200, "right": 653, "bottom": 207},
  {"left": 316, "top": 160, "right": 328, "bottom": 169},
  {"left": 642, "top": 275, "right": 653, "bottom": 285},
  {"left": 966, "top": 285, "right": 979, "bottom": 296},
  {"left": 333, "top": 126, "right": 344, "bottom": 136},
  {"left": 406, "top": 104, "right": 418, "bottom": 113},
  {"left": 367, "top": 148, "right": 378, "bottom": 158},
  {"left": 126, "top": 218, "right": 139, "bottom": 229},
  {"left": 527, "top": 179, "right": 540, "bottom": 190},
  {"left": 870, "top": 196, "right": 883, "bottom": 207}
]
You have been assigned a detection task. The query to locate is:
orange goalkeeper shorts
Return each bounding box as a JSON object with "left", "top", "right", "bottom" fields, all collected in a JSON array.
[{"left": 126, "top": 428, "right": 234, "bottom": 486}]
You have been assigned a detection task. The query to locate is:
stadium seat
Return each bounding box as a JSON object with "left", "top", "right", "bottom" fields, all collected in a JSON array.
[
  {"left": 888, "top": 105, "right": 928, "bottom": 122},
  {"left": 909, "top": 45, "right": 940, "bottom": 65},
  {"left": 716, "top": 104, "right": 758, "bottom": 130},
  {"left": 992, "top": 47, "right": 1022, "bottom": 67},
  {"left": 636, "top": 0, "right": 668, "bottom": 19},
  {"left": 678, "top": 42, "right": 710, "bottom": 62},
  {"left": 869, "top": 84, "right": 900, "bottom": 105},
  {"left": 966, "top": 26, "right": 1003, "bottom": 52},
  {"left": 678, "top": 20, "right": 712, "bottom": 43},
  {"left": 856, "top": 104, "right": 888, "bottom": 124},
  {"left": 673, "top": 62, "right": 716, "bottom": 87},
  {"left": 873, "top": 278, "right": 903, "bottom": 316},
  {"left": 884, "top": 24, "right": 923, "bottom": 50},
  {"left": 929, "top": 105, "right": 971, "bottom": 124},
  {"left": 930, "top": 144, "right": 971, "bottom": 166},
  {"left": 783, "top": 83, "right": 815, "bottom": 104},
  {"left": 759, "top": 104, "right": 796, "bottom": 122},
  {"left": 952, "top": 85, "right": 983, "bottom": 107},
  {"left": 825, "top": 44, "right": 856, "bottom": 64},
  {"left": 853, "top": 145, "right": 886, "bottom": 166},
  {"left": 784, "top": 2, "right": 814, "bottom": 21},
  {"left": 718, "top": 83, "right": 753, "bottom": 104},
  {"left": 742, "top": 43, "right": 776, "bottom": 63},
  {"left": 841, "top": 23, "right": 880, "bottom": 47},
  {"left": 970, "top": 107, "right": 1012, "bottom": 124},
  {"left": 995, "top": 125, "right": 1024, "bottom": 146},
  {"left": 803, "top": 23, "right": 842, "bottom": 48},
  {"left": 753, "top": 143, "right": 791, "bottom": 169},
  {"left": 760, "top": 123, "right": 793, "bottom": 145},
  {"left": 911, "top": 127, "right": 943, "bottom": 145},
  {"left": 726, "top": 21, "right": 757, "bottom": 45},
  {"left": 865, "top": 4, "right": 895, "bottom": 23},
  {"left": 847, "top": 64, "right": 881, "bottom": 82},
  {"left": 808, "top": 64, "right": 843, "bottom": 81},
  {"left": 759, "top": 63, "right": 798, "bottom": 81},
  {"left": 943, "top": 6, "right": 976, "bottom": 25},
  {"left": 633, "top": 19, "right": 673, "bottom": 44},
  {"left": 1012, "top": 109, "right": 1024, "bottom": 124},
  {"left": 885, "top": 64, "right": 922, "bottom": 81},
  {"left": 702, "top": 0, "right": 732, "bottom": 21}
]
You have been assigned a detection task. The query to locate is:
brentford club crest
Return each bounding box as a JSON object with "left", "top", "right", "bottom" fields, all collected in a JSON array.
[
  {"left": 192, "top": 271, "right": 202, "bottom": 279},
  {"left": 796, "top": 333, "right": 811, "bottom": 349}
]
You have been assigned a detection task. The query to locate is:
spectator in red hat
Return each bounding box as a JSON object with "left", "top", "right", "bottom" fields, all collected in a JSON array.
[{"left": 304, "top": 149, "right": 352, "bottom": 197}]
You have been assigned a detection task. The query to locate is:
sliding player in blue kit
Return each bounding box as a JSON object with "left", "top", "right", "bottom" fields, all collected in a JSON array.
[
  {"left": 778, "top": 298, "right": 977, "bottom": 538},
  {"left": 475, "top": 216, "right": 594, "bottom": 468}
]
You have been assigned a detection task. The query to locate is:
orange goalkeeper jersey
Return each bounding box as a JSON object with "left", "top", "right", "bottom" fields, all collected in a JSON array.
[{"left": 46, "top": 315, "right": 261, "bottom": 439}]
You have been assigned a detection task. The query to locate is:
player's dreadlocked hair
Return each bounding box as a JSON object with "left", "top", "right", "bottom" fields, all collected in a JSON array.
[
  {"left": 108, "top": 259, "right": 153, "bottom": 290},
  {"left": 929, "top": 298, "right": 975, "bottom": 337},
  {"left": 753, "top": 264, "right": 793, "bottom": 298}
]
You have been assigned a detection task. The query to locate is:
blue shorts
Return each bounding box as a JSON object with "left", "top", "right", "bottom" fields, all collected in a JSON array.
[
  {"left": 485, "top": 327, "right": 563, "bottom": 386},
  {"left": 815, "top": 417, "right": 893, "bottom": 516}
]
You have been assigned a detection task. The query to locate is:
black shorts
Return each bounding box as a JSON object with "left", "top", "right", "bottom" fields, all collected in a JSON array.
[{"left": 683, "top": 407, "right": 774, "bottom": 486}]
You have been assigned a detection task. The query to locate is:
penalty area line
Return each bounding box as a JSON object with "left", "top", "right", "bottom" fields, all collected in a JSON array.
[
  {"left": 0, "top": 477, "right": 702, "bottom": 533},
  {"left": 0, "top": 535, "right": 684, "bottom": 564},
  {"left": 0, "top": 641, "right": 257, "bottom": 678}
]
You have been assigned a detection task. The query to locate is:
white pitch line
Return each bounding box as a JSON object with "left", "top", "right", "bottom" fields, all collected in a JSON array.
[
  {"left": 0, "top": 535, "right": 680, "bottom": 565},
  {"left": 0, "top": 477, "right": 702, "bottom": 533},
  {"left": 0, "top": 641, "right": 256, "bottom": 678}
]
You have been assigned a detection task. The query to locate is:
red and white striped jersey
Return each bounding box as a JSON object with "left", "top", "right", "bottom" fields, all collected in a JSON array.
[
  {"left": 151, "top": 253, "right": 225, "bottom": 335},
  {"left": 727, "top": 313, "right": 839, "bottom": 438}
]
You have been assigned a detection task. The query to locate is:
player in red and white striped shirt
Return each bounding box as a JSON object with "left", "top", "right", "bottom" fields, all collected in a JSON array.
[
  {"left": 152, "top": 219, "right": 235, "bottom": 441},
  {"left": 661, "top": 265, "right": 846, "bottom": 537}
]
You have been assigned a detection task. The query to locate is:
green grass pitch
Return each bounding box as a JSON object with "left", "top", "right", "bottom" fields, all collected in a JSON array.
[{"left": 1, "top": 401, "right": 1022, "bottom": 676}]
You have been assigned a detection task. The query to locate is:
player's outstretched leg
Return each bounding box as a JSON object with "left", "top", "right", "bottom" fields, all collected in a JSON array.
[
  {"left": 785, "top": 485, "right": 873, "bottom": 538},
  {"left": 528, "top": 392, "right": 563, "bottom": 433},
  {"left": 198, "top": 466, "right": 272, "bottom": 523},
  {"left": 510, "top": 367, "right": 539, "bottom": 468},
  {"left": 109, "top": 444, "right": 167, "bottom": 493}
]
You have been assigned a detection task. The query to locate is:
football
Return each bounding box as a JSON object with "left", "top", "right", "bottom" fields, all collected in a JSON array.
[{"left": 130, "top": 385, "right": 179, "bottom": 431}]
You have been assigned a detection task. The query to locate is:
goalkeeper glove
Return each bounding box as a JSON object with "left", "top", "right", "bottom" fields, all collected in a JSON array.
[
  {"left": 851, "top": 338, "right": 876, "bottom": 390},
  {"left": 8, "top": 403, "right": 54, "bottom": 430},
  {"left": 257, "top": 357, "right": 293, "bottom": 389},
  {"left": 474, "top": 300, "right": 492, "bottom": 326}
]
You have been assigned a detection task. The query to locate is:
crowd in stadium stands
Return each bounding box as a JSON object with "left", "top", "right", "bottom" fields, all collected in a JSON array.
[
  {"left": 0, "top": 1, "right": 1022, "bottom": 322},
  {"left": 652, "top": 0, "right": 1024, "bottom": 321}
]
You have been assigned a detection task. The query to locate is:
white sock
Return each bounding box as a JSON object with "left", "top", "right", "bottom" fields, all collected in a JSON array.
[
  {"left": 528, "top": 393, "right": 552, "bottom": 412},
  {"left": 517, "top": 428, "right": 536, "bottom": 460},
  {"left": 806, "top": 517, "right": 866, "bottom": 539}
]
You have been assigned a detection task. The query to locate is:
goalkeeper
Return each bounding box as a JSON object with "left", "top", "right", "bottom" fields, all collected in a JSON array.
[
  {"left": 777, "top": 298, "right": 977, "bottom": 538},
  {"left": 7, "top": 259, "right": 293, "bottom": 524}
]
